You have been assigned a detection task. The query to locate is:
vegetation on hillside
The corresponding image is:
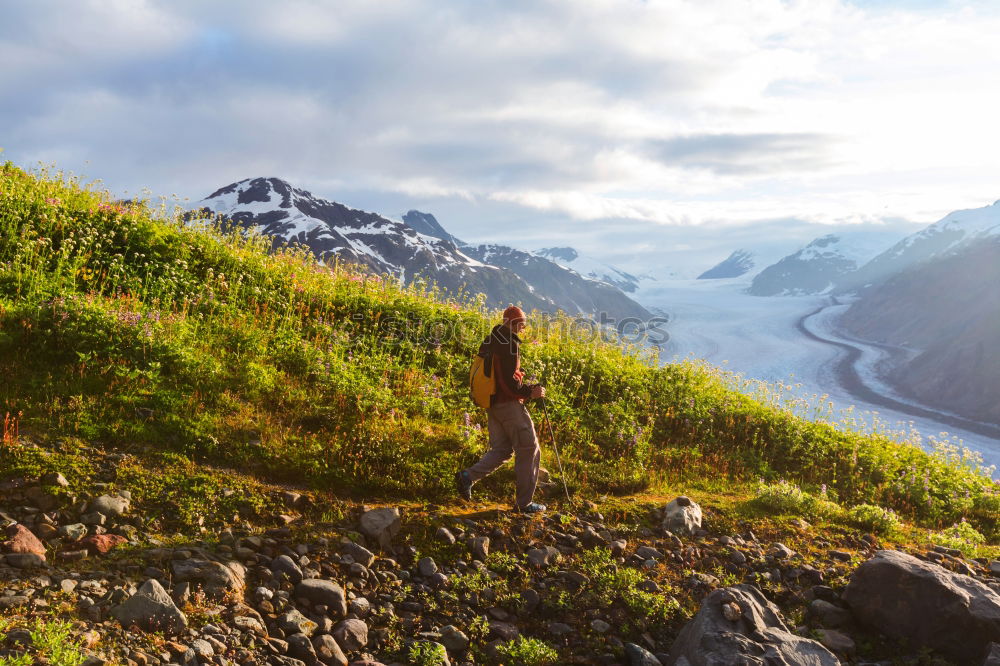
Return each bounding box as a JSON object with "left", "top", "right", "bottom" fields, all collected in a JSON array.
[{"left": 0, "top": 163, "right": 997, "bottom": 539}]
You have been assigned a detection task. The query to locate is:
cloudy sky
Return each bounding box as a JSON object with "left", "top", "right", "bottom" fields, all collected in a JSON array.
[{"left": 3, "top": 0, "right": 999, "bottom": 275}]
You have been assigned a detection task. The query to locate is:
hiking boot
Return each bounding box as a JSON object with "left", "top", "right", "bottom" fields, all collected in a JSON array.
[
  {"left": 515, "top": 502, "right": 546, "bottom": 514},
  {"left": 455, "top": 470, "right": 473, "bottom": 501}
]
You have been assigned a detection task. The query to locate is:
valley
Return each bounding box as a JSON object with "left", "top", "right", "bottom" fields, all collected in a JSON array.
[{"left": 637, "top": 279, "right": 1000, "bottom": 473}]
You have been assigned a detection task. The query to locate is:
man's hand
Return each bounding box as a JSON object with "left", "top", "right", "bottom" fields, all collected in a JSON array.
[{"left": 530, "top": 385, "right": 546, "bottom": 399}]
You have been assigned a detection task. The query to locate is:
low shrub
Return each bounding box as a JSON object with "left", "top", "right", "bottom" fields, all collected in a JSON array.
[
  {"left": 492, "top": 636, "right": 559, "bottom": 666},
  {"left": 847, "top": 503, "right": 902, "bottom": 535},
  {"left": 929, "top": 520, "right": 987, "bottom": 555}
]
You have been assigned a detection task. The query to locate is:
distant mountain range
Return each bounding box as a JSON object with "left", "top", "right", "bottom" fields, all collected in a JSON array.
[
  {"left": 192, "top": 178, "right": 650, "bottom": 321},
  {"left": 747, "top": 231, "right": 906, "bottom": 296},
  {"left": 696, "top": 199, "right": 1000, "bottom": 426},
  {"left": 535, "top": 246, "right": 648, "bottom": 294},
  {"left": 697, "top": 249, "right": 755, "bottom": 279},
  {"left": 834, "top": 201, "right": 1000, "bottom": 425}
]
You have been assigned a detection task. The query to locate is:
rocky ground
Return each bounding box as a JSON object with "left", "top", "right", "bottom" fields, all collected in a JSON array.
[{"left": 2, "top": 443, "right": 1000, "bottom": 666}]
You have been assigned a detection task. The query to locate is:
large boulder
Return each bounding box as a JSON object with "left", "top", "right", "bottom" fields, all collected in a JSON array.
[
  {"left": 843, "top": 550, "right": 1000, "bottom": 663},
  {"left": 110, "top": 578, "right": 187, "bottom": 635},
  {"left": 666, "top": 584, "right": 839, "bottom": 665},
  {"left": 171, "top": 558, "right": 246, "bottom": 599},
  {"left": 3, "top": 524, "right": 46, "bottom": 561},
  {"left": 662, "top": 496, "right": 702, "bottom": 535},
  {"left": 359, "top": 508, "right": 401, "bottom": 550}
]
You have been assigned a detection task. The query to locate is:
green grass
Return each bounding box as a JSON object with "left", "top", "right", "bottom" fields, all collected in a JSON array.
[{"left": 0, "top": 163, "right": 997, "bottom": 539}]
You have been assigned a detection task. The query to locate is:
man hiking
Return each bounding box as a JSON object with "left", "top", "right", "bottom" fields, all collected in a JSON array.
[{"left": 456, "top": 305, "right": 547, "bottom": 513}]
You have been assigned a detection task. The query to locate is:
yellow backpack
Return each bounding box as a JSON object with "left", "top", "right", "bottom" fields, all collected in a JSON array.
[{"left": 469, "top": 351, "right": 495, "bottom": 408}]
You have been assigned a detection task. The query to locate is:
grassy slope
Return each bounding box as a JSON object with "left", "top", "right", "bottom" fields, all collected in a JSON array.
[{"left": 0, "top": 163, "right": 997, "bottom": 543}]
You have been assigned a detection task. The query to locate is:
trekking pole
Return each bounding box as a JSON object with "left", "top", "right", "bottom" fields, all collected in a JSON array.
[{"left": 541, "top": 397, "right": 572, "bottom": 504}]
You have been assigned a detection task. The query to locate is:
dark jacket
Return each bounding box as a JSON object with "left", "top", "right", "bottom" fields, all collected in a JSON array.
[{"left": 478, "top": 324, "right": 537, "bottom": 405}]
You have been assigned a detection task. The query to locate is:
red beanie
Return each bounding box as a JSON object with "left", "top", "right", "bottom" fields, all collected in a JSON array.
[{"left": 502, "top": 305, "right": 526, "bottom": 325}]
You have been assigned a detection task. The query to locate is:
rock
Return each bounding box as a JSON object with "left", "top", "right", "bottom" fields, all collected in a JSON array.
[
  {"left": 272, "top": 554, "right": 305, "bottom": 583},
  {"left": 313, "top": 634, "right": 348, "bottom": 666},
  {"left": 358, "top": 508, "right": 401, "bottom": 550},
  {"left": 79, "top": 534, "right": 128, "bottom": 555},
  {"left": 769, "top": 543, "right": 795, "bottom": 560},
  {"left": 636, "top": 546, "right": 663, "bottom": 560},
  {"left": 5, "top": 553, "right": 45, "bottom": 568},
  {"left": 470, "top": 536, "right": 489, "bottom": 561},
  {"left": 295, "top": 579, "right": 348, "bottom": 618},
  {"left": 427, "top": 571, "right": 449, "bottom": 588},
  {"left": 110, "top": 579, "right": 187, "bottom": 635},
  {"left": 624, "top": 643, "right": 663, "bottom": 666},
  {"left": 287, "top": 633, "right": 319, "bottom": 663},
  {"left": 89, "top": 495, "right": 129, "bottom": 517},
  {"left": 721, "top": 601, "right": 741, "bottom": 621},
  {"left": 808, "top": 599, "right": 852, "bottom": 629},
  {"left": 3, "top": 524, "right": 46, "bottom": 560},
  {"left": 436, "top": 527, "right": 456, "bottom": 545},
  {"left": 172, "top": 558, "right": 246, "bottom": 599},
  {"left": 548, "top": 622, "right": 573, "bottom": 635},
  {"left": 418, "top": 556, "right": 438, "bottom": 576},
  {"left": 662, "top": 496, "right": 702, "bottom": 535},
  {"left": 60, "top": 549, "right": 88, "bottom": 563},
  {"left": 41, "top": 472, "right": 70, "bottom": 487},
  {"left": 990, "top": 560, "right": 1000, "bottom": 577},
  {"left": 0, "top": 595, "right": 30, "bottom": 610},
  {"left": 58, "top": 523, "right": 88, "bottom": 541},
  {"left": 843, "top": 550, "right": 1000, "bottom": 664},
  {"left": 24, "top": 486, "right": 60, "bottom": 511},
  {"left": 526, "top": 546, "right": 561, "bottom": 567},
  {"left": 233, "top": 614, "right": 268, "bottom": 637},
  {"left": 80, "top": 512, "right": 106, "bottom": 526},
  {"left": 189, "top": 639, "right": 215, "bottom": 658},
  {"left": 341, "top": 541, "right": 375, "bottom": 568},
  {"left": 983, "top": 643, "right": 1000, "bottom": 666},
  {"left": 520, "top": 588, "right": 541, "bottom": 614},
  {"left": 666, "top": 584, "right": 839, "bottom": 665},
  {"left": 489, "top": 621, "right": 519, "bottom": 641},
  {"left": 348, "top": 597, "right": 370, "bottom": 618},
  {"left": 815, "top": 629, "right": 855, "bottom": 657},
  {"left": 280, "top": 609, "right": 318, "bottom": 637},
  {"left": 591, "top": 619, "right": 611, "bottom": 633},
  {"left": 333, "top": 619, "right": 368, "bottom": 652},
  {"left": 440, "top": 625, "right": 470, "bottom": 652}
]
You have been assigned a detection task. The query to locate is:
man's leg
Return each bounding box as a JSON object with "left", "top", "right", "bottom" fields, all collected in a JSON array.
[
  {"left": 465, "top": 403, "right": 515, "bottom": 482},
  {"left": 511, "top": 404, "right": 541, "bottom": 509}
]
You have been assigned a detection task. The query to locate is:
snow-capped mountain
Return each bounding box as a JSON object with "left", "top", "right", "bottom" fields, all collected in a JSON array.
[
  {"left": 534, "top": 246, "right": 646, "bottom": 293},
  {"left": 193, "top": 177, "right": 552, "bottom": 311},
  {"left": 838, "top": 199, "right": 1000, "bottom": 292},
  {"left": 401, "top": 210, "right": 462, "bottom": 246},
  {"left": 748, "top": 231, "right": 905, "bottom": 296},
  {"left": 462, "top": 244, "right": 651, "bottom": 320},
  {"left": 192, "top": 180, "right": 649, "bottom": 319},
  {"left": 697, "top": 249, "right": 755, "bottom": 279}
]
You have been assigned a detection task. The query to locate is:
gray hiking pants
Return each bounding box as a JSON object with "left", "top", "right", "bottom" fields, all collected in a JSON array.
[{"left": 465, "top": 400, "right": 540, "bottom": 509}]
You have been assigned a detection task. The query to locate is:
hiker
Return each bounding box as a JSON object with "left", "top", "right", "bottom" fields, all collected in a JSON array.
[{"left": 456, "top": 305, "right": 547, "bottom": 513}]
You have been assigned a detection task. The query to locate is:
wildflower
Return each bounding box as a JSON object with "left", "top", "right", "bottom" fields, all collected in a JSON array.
[{"left": 45, "top": 197, "right": 61, "bottom": 206}]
